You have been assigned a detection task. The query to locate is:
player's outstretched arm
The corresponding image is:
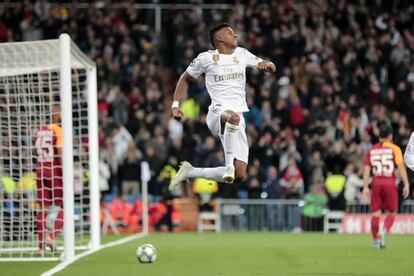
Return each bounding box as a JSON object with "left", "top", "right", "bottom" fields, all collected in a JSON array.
[
  {"left": 257, "top": 60, "right": 276, "bottom": 73},
  {"left": 397, "top": 163, "right": 410, "bottom": 199},
  {"left": 172, "top": 71, "right": 193, "bottom": 121}
]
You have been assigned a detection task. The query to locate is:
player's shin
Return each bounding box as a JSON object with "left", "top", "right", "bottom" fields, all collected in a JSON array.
[
  {"left": 223, "top": 122, "right": 238, "bottom": 182},
  {"left": 50, "top": 209, "right": 64, "bottom": 240},
  {"left": 223, "top": 122, "right": 238, "bottom": 168},
  {"left": 37, "top": 210, "right": 47, "bottom": 250},
  {"left": 188, "top": 167, "right": 226, "bottom": 182},
  {"left": 384, "top": 213, "right": 395, "bottom": 233},
  {"left": 371, "top": 216, "right": 380, "bottom": 240}
]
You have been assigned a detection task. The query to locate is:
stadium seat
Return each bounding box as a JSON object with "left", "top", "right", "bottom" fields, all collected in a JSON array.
[
  {"left": 197, "top": 211, "right": 221, "bottom": 233},
  {"left": 323, "top": 211, "right": 345, "bottom": 233}
]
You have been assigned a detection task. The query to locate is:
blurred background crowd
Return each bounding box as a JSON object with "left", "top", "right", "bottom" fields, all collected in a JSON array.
[{"left": 1, "top": 0, "right": 414, "bottom": 213}]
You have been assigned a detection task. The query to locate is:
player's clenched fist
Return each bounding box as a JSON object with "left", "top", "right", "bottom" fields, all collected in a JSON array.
[
  {"left": 257, "top": 61, "right": 276, "bottom": 73},
  {"left": 172, "top": 107, "right": 183, "bottom": 121},
  {"left": 257, "top": 61, "right": 267, "bottom": 70}
]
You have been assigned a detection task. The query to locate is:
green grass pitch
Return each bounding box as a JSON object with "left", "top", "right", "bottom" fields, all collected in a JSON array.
[{"left": 2, "top": 232, "right": 414, "bottom": 276}]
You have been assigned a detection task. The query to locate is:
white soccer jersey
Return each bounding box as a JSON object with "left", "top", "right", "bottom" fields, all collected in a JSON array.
[
  {"left": 186, "top": 47, "right": 262, "bottom": 112},
  {"left": 404, "top": 131, "right": 414, "bottom": 171}
]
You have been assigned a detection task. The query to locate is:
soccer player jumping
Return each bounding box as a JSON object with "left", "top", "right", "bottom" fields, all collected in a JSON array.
[
  {"left": 363, "top": 125, "right": 410, "bottom": 249},
  {"left": 169, "top": 23, "right": 275, "bottom": 189}
]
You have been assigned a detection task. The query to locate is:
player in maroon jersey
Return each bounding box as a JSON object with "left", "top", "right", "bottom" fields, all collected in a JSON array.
[
  {"left": 363, "top": 125, "right": 410, "bottom": 249},
  {"left": 33, "top": 106, "right": 63, "bottom": 254}
]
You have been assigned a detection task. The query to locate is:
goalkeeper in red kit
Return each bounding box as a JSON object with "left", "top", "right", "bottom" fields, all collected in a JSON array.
[
  {"left": 33, "top": 106, "right": 63, "bottom": 254},
  {"left": 363, "top": 125, "right": 410, "bottom": 249}
]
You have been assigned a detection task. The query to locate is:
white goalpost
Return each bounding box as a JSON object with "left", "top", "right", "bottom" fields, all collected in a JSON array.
[{"left": 0, "top": 34, "right": 100, "bottom": 262}]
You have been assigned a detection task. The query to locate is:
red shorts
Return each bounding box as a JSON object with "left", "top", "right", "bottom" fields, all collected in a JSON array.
[
  {"left": 36, "top": 168, "right": 63, "bottom": 208},
  {"left": 370, "top": 184, "right": 398, "bottom": 212}
]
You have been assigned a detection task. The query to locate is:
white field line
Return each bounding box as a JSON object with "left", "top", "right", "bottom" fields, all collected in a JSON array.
[{"left": 41, "top": 233, "right": 147, "bottom": 276}]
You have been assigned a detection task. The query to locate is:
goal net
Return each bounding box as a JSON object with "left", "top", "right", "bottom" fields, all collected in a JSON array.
[{"left": 0, "top": 34, "right": 100, "bottom": 261}]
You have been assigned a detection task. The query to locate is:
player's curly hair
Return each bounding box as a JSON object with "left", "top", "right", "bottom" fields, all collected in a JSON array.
[{"left": 209, "top": 23, "right": 230, "bottom": 48}]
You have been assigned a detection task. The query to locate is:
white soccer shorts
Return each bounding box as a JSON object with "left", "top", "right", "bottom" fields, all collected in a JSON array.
[{"left": 206, "top": 104, "right": 249, "bottom": 164}]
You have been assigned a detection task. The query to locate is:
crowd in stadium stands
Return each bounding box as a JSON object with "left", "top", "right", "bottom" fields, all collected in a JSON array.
[{"left": 2, "top": 1, "right": 414, "bottom": 217}]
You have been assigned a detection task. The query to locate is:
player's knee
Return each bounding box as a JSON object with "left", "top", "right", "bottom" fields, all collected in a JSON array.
[
  {"left": 227, "top": 112, "right": 240, "bottom": 125},
  {"left": 234, "top": 171, "right": 246, "bottom": 183},
  {"left": 372, "top": 210, "right": 381, "bottom": 217}
]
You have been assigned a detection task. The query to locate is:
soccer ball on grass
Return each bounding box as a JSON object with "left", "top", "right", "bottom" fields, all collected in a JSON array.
[{"left": 136, "top": 244, "right": 157, "bottom": 263}]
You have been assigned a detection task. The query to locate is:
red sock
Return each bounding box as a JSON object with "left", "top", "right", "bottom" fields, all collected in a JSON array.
[
  {"left": 371, "top": 216, "right": 379, "bottom": 240},
  {"left": 37, "top": 210, "right": 47, "bottom": 249},
  {"left": 50, "top": 210, "right": 64, "bottom": 240},
  {"left": 384, "top": 214, "right": 395, "bottom": 233}
]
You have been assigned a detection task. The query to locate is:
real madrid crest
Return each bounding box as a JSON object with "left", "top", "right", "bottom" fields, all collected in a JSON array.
[
  {"left": 212, "top": 54, "right": 219, "bottom": 65},
  {"left": 233, "top": 57, "right": 239, "bottom": 64}
]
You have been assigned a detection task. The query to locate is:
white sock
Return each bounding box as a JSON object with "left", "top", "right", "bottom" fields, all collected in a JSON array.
[
  {"left": 188, "top": 167, "right": 225, "bottom": 182},
  {"left": 223, "top": 122, "right": 239, "bottom": 168}
]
